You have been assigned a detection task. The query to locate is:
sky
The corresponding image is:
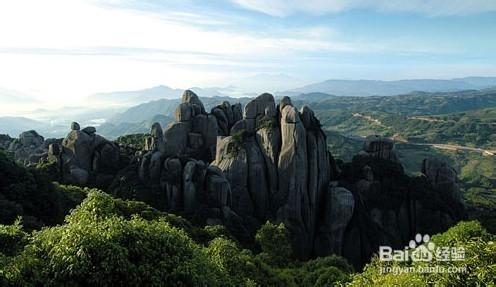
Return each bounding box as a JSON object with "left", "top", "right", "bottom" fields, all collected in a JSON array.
[{"left": 1, "top": 0, "right": 496, "bottom": 110}]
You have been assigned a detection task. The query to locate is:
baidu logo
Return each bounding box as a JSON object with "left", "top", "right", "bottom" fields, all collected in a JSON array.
[{"left": 379, "top": 233, "right": 465, "bottom": 262}]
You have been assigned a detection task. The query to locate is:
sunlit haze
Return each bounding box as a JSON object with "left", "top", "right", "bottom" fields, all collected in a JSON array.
[{"left": 1, "top": 0, "right": 496, "bottom": 114}]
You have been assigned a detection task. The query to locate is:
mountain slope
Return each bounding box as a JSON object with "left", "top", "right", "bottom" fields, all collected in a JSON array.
[{"left": 0, "top": 117, "right": 47, "bottom": 137}]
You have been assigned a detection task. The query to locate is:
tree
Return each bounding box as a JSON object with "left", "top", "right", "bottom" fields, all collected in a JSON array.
[{"left": 255, "top": 221, "right": 293, "bottom": 267}]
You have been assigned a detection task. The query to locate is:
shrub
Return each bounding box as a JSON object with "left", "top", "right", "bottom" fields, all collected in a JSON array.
[
  {"left": 3, "top": 190, "right": 226, "bottom": 286},
  {"left": 349, "top": 221, "right": 496, "bottom": 286},
  {"left": 255, "top": 221, "right": 292, "bottom": 267}
]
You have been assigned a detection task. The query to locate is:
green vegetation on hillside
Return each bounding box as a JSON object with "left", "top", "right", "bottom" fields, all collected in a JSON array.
[
  {"left": 0, "top": 189, "right": 492, "bottom": 286},
  {"left": 350, "top": 221, "right": 496, "bottom": 286},
  {"left": 319, "top": 107, "right": 496, "bottom": 149},
  {"left": 114, "top": 133, "right": 149, "bottom": 150},
  {"left": 0, "top": 150, "right": 85, "bottom": 229},
  {"left": 0, "top": 191, "right": 354, "bottom": 286}
]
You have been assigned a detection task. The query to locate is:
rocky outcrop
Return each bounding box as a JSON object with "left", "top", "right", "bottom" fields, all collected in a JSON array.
[
  {"left": 213, "top": 136, "right": 253, "bottom": 217},
  {"left": 212, "top": 94, "right": 335, "bottom": 259},
  {"left": 134, "top": 92, "right": 238, "bottom": 226},
  {"left": 0, "top": 134, "right": 13, "bottom": 150},
  {"left": 5, "top": 90, "right": 467, "bottom": 270},
  {"left": 359, "top": 135, "right": 400, "bottom": 163},
  {"left": 7, "top": 130, "right": 48, "bottom": 165},
  {"left": 143, "top": 90, "right": 218, "bottom": 162},
  {"left": 211, "top": 101, "right": 242, "bottom": 136},
  {"left": 315, "top": 185, "right": 355, "bottom": 256},
  {"left": 209, "top": 94, "right": 464, "bottom": 264},
  {"left": 56, "top": 124, "right": 121, "bottom": 186},
  {"left": 422, "top": 157, "right": 462, "bottom": 202},
  {"left": 334, "top": 145, "right": 466, "bottom": 267},
  {"left": 137, "top": 148, "right": 236, "bottom": 226}
]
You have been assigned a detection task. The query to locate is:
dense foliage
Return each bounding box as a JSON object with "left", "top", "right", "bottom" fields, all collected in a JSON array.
[
  {"left": 0, "top": 150, "right": 85, "bottom": 229},
  {"left": 114, "top": 133, "right": 149, "bottom": 150},
  {"left": 350, "top": 221, "right": 496, "bottom": 286},
  {"left": 0, "top": 191, "right": 354, "bottom": 286},
  {"left": 1, "top": 189, "right": 492, "bottom": 286}
]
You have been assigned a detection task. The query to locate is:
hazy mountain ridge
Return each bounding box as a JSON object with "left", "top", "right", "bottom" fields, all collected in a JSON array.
[
  {"left": 3, "top": 79, "right": 496, "bottom": 139},
  {"left": 88, "top": 85, "right": 229, "bottom": 106},
  {"left": 284, "top": 77, "right": 496, "bottom": 97}
]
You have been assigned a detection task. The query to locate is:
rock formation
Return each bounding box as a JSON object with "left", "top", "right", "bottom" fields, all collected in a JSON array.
[
  {"left": 0, "top": 134, "right": 13, "bottom": 150},
  {"left": 4, "top": 90, "right": 466, "bottom": 269},
  {"left": 57, "top": 123, "right": 122, "bottom": 186},
  {"left": 211, "top": 101, "right": 243, "bottom": 136},
  {"left": 7, "top": 130, "right": 52, "bottom": 165},
  {"left": 359, "top": 135, "right": 400, "bottom": 163},
  {"left": 212, "top": 94, "right": 333, "bottom": 259},
  {"left": 334, "top": 141, "right": 466, "bottom": 267},
  {"left": 144, "top": 90, "right": 219, "bottom": 162},
  {"left": 133, "top": 91, "right": 240, "bottom": 227}
]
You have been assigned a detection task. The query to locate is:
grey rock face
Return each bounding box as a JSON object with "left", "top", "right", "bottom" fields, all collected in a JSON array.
[
  {"left": 82, "top": 126, "right": 96, "bottom": 135},
  {"left": 183, "top": 160, "right": 199, "bottom": 213},
  {"left": 181, "top": 90, "right": 205, "bottom": 114},
  {"left": 277, "top": 103, "right": 311, "bottom": 258},
  {"left": 164, "top": 122, "right": 189, "bottom": 157},
  {"left": 230, "top": 119, "right": 254, "bottom": 135},
  {"left": 19, "top": 130, "right": 44, "bottom": 148},
  {"left": 213, "top": 136, "right": 253, "bottom": 217},
  {"left": 148, "top": 122, "right": 166, "bottom": 153},
  {"left": 164, "top": 157, "right": 182, "bottom": 210},
  {"left": 175, "top": 102, "right": 193, "bottom": 122},
  {"left": 151, "top": 122, "right": 163, "bottom": 139},
  {"left": 255, "top": 126, "right": 280, "bottom": 214},
  {"left": 360, "top": 135, "right": 400, "bottom": 163},
  {"left": 422, "top": 158, "right": 463, "bottom": 203},
  {"left": 315, "top": 186, "right": 355, "bottom": 256},
  {"left": 7, "top": 130, "right": 46, "bottom": 164},
  {"left": 211, "top": 101, "right": 244, "bottom": 136},
  {"left": 48, "top": 143, "right": 60, "bottom": 156},
  {"left": 244, "top": 93, "right": 276, "bottom": 120},
  {"left": 0, "top": 134, "right": 13, "bottom": 150},
  {"left": 279, "top": 96, "right": 292, "bottom": 112},
  {"left": 192, "top": 114, "right": 218, "bottom": 158},
  {"left": 212, "top": 94, "right": 335, "bottom": 259},
  {"left": 188, "top": 133, "right": 204, "bottom": 150},
  {"left": 60, "top": 125, "right": 120, "bottom": 185},
  {"left": 245, "top": 138, "right": 269, "bottom": 219},
  {"left": 206, "top": 165, "right": 232, "bottom": 208},
  {"left": 62, "top": 130, "right": 95, "bottom": 171},
  {"left": 71, "top": 122, "right": 80, "bottom": 131},
  {"left": 145, "top": 91, "right": 220, "bottom": 161}
]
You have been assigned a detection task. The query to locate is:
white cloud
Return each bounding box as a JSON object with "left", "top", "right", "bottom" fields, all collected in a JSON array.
[
  {"left": 0, "top": 0, "right": 490, "bottom": 111},
  {"left": 0, "top": 0, "right": 352, "bottom": 106},
  {"left": 231, "top": 0, "right": 496, "bottom": 16}
]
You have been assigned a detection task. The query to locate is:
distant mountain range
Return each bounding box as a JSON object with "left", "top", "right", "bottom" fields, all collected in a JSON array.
[
  {"left": 3, "top": 76, "right": 496, "bottom": 139},
  {"left": 282, "top": 77, "right": 496, "bottom": 97},
  {"left": 88, "top": 86, "right": 228, "bottom": 106},
  {"left": 0, "top": 117, "right": 57, "bottom": 138}
]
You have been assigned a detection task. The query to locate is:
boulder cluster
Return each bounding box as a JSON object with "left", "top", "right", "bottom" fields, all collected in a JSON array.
[
  {"left": 359, "top": 135, "right": 400, "bottom": 163},
  {"left": 136, "top": 91, "right": 243, "bottom": 227},
  {"left": 2, "top": 90, "right": 466, "bottom": 268},
  {"left": 5, "top": 130, "right": 53, "bottom": 165},
  {"left": 144, "top": 90, "right": 220, "bottom": 162},
  {"left": 51, "top": 122, "right": 122, "bottom": 185},
  {"left": 335, "top": 144, "right": 466, "bottom": 267},
  {"left": 212, "top": 94, "right": 333, "bottom": 258}
]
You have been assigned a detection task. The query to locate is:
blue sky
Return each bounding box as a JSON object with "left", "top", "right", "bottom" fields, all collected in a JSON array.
[{"left": 0, "top": 0, "right": 496, "bottom": 108}]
